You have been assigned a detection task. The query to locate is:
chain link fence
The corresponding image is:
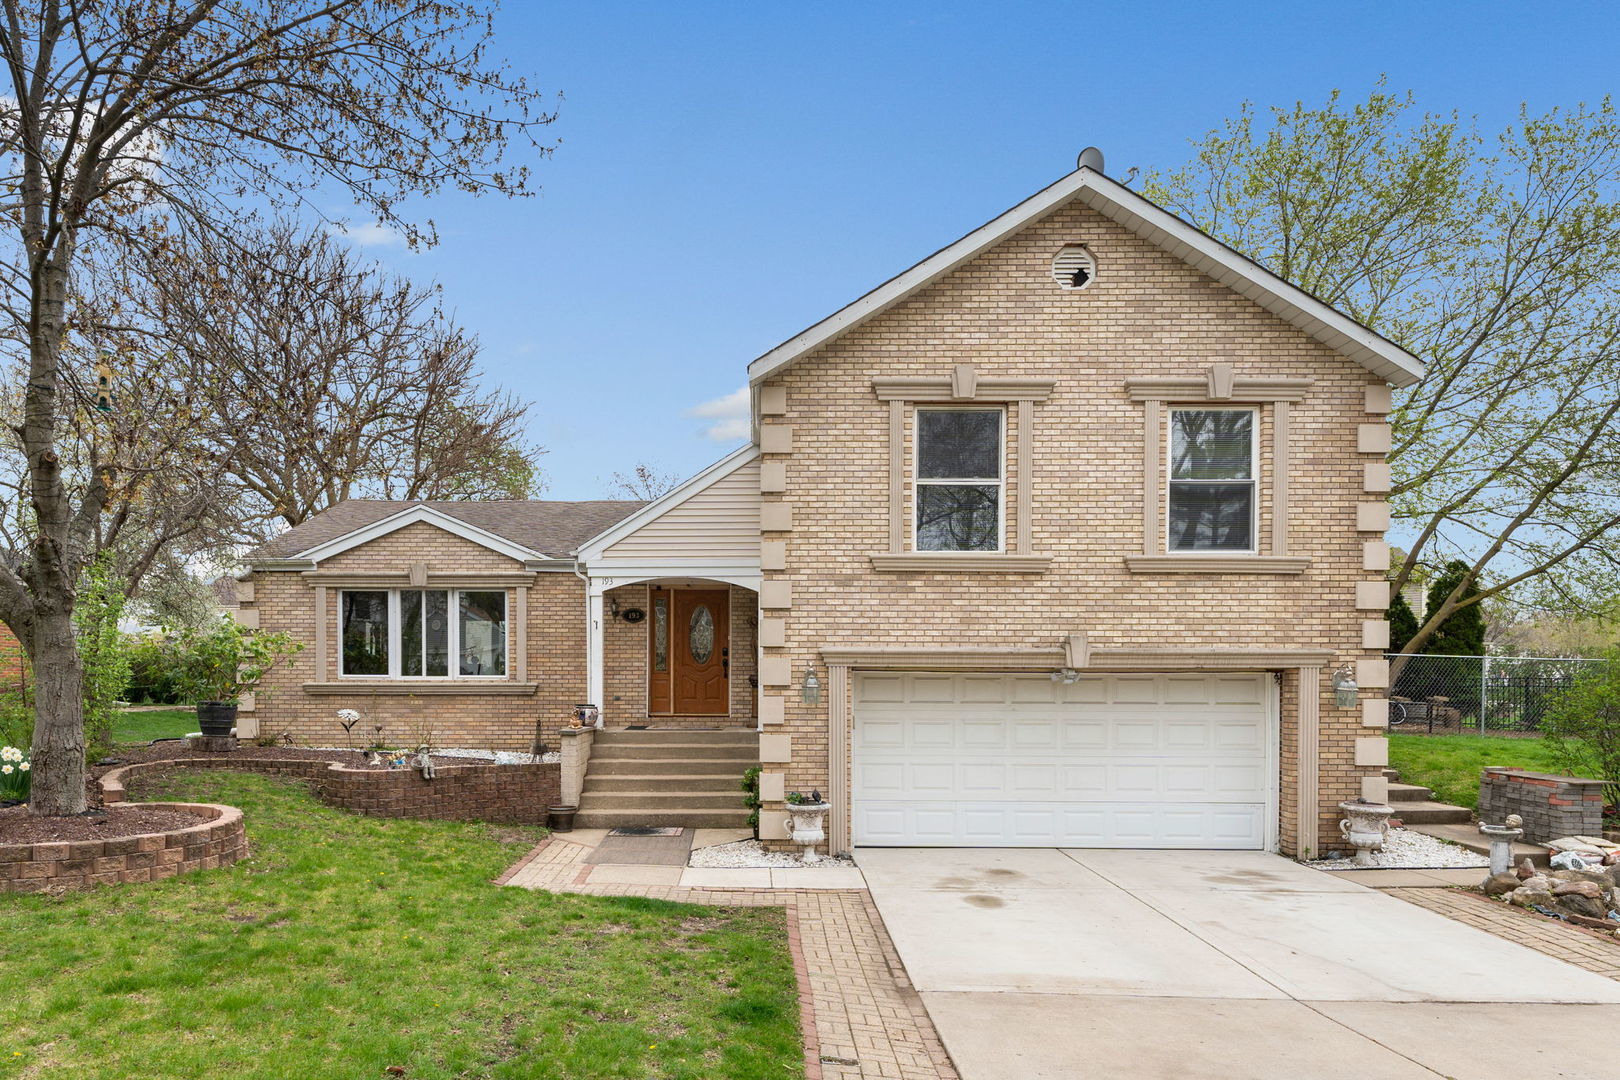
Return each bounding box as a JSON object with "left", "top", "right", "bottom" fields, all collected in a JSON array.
[{"left": 1384, "top": 654, "right": 1609, "bottom": 735}]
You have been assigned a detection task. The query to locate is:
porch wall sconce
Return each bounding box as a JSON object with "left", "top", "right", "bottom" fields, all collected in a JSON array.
[
  {"left": 1332, "top": 666, "right": 1359, "bottom": 709},
  {"left": 801, "top": 666, "right": 822, "bottom": 705}
]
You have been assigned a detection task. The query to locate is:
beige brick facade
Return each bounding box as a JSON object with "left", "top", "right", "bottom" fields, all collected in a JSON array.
[
  {"left": 753, "top": 200, "right": 1386, "bottom": 857},
  {"left": 248, "top": 524, "right": 756, "bottom": 749}
]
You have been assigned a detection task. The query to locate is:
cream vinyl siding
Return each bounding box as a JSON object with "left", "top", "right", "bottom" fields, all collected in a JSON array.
[{"left": 602, "top": 459, "right": 762, "bottom": 560}]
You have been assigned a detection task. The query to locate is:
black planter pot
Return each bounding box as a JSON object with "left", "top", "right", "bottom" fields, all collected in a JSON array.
[
  {"left": 196, "top": 701, "right": 238, "bottom": 737},
  {"left": 547, "top": 805, "right": 578, "bottom": 832}
]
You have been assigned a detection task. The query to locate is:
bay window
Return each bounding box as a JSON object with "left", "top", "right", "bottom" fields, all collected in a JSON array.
[{"left": 340, "top": 589, "right": 507, "bottom": 677}]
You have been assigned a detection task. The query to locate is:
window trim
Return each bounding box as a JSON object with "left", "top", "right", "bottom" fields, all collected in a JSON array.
[
  {"left": 912, "top": 405, "right": 1007, "bottom": 554},
  {"left": 1165, "top": 405, "right": 1259, "bottom": 556},
  {"left": 339, "top": 587, "right": 509, "bottom": 680}
]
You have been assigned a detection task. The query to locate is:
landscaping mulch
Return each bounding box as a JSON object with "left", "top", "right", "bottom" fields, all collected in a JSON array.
[{"left": 0, "top": 803, "right": 201, "bottom": 844}]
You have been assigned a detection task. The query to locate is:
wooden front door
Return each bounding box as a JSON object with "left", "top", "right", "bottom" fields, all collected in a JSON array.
[{"left": 650, "top": 587, "right": 730, "bottom": 715}]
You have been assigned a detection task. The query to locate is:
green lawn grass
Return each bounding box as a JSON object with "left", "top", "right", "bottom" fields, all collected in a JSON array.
[
  {"left": 110, "top": 707, "right": 197, "bottom": 745},
  {"left": 1387, "top": 733, "right": 1569, "bottom": 809},
  {"left": 0, "top": 772, "right": 802, "bottom": 1080}
]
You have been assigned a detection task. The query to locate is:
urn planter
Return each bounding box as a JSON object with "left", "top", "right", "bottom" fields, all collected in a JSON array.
[
  {"left": 1338, "top": 799, "right": 1395, "bottom": 866},
  {"left": 784, "top": 802, "right": 831, "bottom": 863}
]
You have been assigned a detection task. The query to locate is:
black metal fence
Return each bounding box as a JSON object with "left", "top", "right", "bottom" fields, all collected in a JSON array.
[{"left": 1385, "top": 654, "right": 1608, "bottom": 735}]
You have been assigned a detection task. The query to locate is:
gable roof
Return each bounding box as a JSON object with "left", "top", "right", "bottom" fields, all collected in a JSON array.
[
  {"left": 574, "top": 444, "right": 760, "bottom": 562},
  {"left": 248, "top": 499, "right": 644, "bottom": 563},
  {"left": 747, "top": 164, "right": 1426, "bottom": 389}
]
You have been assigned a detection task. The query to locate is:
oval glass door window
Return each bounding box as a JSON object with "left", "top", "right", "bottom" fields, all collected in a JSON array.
[{"left": 688, "top": 605, "right": 714, "bottom": 664}]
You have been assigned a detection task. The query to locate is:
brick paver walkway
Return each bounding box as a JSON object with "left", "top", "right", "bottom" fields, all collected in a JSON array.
[
  {"left": 500, "top": 838, "right": 958, "bottom": 1080},
  {"left": 1384, "top": 887, "right": 1620, "bottom": 980}
]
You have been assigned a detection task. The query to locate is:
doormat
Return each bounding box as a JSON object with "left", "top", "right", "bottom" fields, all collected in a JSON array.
[
  {"left": 586, "top": 829, "right": 694, "bottom": 866},
  {"left": 626, "top": 724, "right": 650, "bottom": 730},
  {"left": 609, "top": 826, "right": 683, "bottom": 837}
]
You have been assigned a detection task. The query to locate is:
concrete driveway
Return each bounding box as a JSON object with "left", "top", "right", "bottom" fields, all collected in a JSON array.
[{"left": 859, "top": 848, "right": 1620, "bottom": 1080}]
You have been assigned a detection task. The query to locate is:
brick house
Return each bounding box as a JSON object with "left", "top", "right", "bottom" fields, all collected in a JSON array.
[{"left": 244, "top": 154, "right": 1421, "bottom": 856}]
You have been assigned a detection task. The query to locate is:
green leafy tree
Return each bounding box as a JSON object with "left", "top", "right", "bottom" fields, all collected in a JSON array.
[
  {"left": 1541, "top": 650, "right": 1620, "bottom": 804},
  {"left": 73, "top": 557, "right": 131, "bottom": 763},
  {"left": 1145, "top": 85, "right": 1620, "bottom": 666},
  {"left": 1387, "top": 592, "right": 1419, "bottom": 654},
  {"left": 1425, "top": 560, "right": 1487, "bottom": 657}
]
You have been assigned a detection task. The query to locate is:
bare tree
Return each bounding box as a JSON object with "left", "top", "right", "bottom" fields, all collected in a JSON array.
[
  {"left": 0, "top": 2, "right": 553, "bottom": 815},
  {"left": 1145, "top": 87, "right": 1620, "bottom": 662},
  {"left": 606, "top": 462, "right": 680, "bottom": 501},
  {"left": 149, "top": 221, "right": 544, "bottom": 537}
]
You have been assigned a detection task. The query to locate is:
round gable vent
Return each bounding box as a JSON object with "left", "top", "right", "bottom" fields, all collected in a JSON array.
[{"left": 1051, "top": 244, "right": 1096, "bottom": 290}]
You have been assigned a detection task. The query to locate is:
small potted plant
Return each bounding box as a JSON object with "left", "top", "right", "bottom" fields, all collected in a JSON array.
[{"left": 172, "top": 620, "right": 302, "bottom": 738}]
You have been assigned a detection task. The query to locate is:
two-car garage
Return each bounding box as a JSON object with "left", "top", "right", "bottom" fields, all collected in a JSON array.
[{"left": 851, "top": 670, "right": 1276, "bottom": 849}]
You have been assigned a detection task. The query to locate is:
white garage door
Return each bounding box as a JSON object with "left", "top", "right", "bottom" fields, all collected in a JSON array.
[{"left": 853, "top": 671, "right": 1273, "bottom": 849}]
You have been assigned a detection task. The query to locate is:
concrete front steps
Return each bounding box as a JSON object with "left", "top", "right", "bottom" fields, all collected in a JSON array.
[
  {"left": 1382, "top": 767, "right": 1550, "bottom": 868},
  {"left": 575, "top": 728, "right": 757, "bottom": 830}
]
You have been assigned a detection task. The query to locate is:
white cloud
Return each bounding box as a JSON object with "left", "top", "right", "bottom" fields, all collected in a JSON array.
[
  {"left": 687, "top": 386, "right": 750, "bottom": 441},
  {"left": 328, "top": 222, "right": 406, "bottom": 248}
]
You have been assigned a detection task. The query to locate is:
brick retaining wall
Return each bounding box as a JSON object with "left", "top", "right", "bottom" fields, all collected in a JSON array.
[
  {"left": 102, "top": 756, "right": 561, "bottom": 825},
  {"left": 1479, "top": 767, "right": 1605, "bottom": 843},
  {"left": 0, "top": 802, "right": 246, "bottom": 894}
]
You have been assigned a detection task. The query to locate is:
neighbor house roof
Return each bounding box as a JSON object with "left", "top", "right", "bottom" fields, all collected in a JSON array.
[
  {"left": 249, "top": 499, "right": 645, "bottom": 563},
  {"left": 747, "top": 162, "right": 1427, "bottom": 390}
]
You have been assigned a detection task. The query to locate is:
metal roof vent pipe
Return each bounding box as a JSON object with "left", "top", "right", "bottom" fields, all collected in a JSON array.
[{"left": 1076, "top": 146, "right": 1105, "bottom": 173}]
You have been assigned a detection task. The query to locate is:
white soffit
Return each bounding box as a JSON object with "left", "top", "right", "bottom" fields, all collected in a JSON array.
[
  {"left": 293, "top": 504, "right": 548, "bottom": 564},
  {"left": 746, "top": 167, "right": 1425, "bottom": 390},
  {"left": 573, "top": 444, "right": 761, "bottom": 562}
]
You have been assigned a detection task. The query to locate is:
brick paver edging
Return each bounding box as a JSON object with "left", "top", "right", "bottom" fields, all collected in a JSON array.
[
  {"left": 1, "top": 801, "right": 246, "bottom": 894},
  {"left": 1384, "top": 887, "right": 1620, "bottom": 980},
  {"left": 500, "top": 839, "right": 958, "bottom": 1080},
  {"left": 102, "top": 755, "right": 561, "bottom": 824}
]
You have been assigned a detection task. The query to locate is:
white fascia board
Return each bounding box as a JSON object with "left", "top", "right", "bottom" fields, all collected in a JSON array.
[
  {"left": 746, "top": 167, "right": 1425, "bottom": 391},
  {"left": 580, "top": 559, "right": 762, "bottom": 592},
  {"left": 292, "top": 504, "right": 548, "bottom": 564},
  {"left": 573, "top": 444, "right": 762, "bottom": 562}
]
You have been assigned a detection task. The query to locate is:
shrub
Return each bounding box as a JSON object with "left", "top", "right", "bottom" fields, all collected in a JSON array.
[
  {"left": 76, "top": 557, "right": 132, "bottom": 762},
  {"left": 125, "top": 633, "right": 184, "bottom": 704},
  {"left": 740, "top": 765, "right": 762, "bottom": 837},
  {"left": 1541, "top": 649, "right": 1620, "bottom": 805},
  {"left": 170, "top": 620, "right": 302, "bottom": 705}
]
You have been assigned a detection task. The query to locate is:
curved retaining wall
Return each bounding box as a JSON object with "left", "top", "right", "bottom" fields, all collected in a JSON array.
[
  {"left": 102, "top": 756, "right": 561, "bottom": 825},
  {"left": 0, "top": 802, "right": 245, "bottom": 894}
]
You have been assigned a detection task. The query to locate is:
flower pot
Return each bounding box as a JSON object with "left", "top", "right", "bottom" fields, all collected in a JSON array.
[
  {"left": 548, "top": 805, "right": 578, "bottom": 832},
  {"left": 1337, "top": 800, "right": 1395, "bottom": 866},
  {"left": 196, "top": 701, "right": 238, "bottom": 738},
  {"left": 784, "top": 801, "right": 832, "bottom": 863}
]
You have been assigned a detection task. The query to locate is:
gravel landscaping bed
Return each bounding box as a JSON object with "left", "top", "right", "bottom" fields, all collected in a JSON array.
[
  {"left": 1306, "top": 827, "right": 1490, "bottom": 870},
  {"left": 688, "top": 838, "right": 855, "bottom": 869},
  {"left": 0, "top": 803, "right": 202, "bottom": 844}
]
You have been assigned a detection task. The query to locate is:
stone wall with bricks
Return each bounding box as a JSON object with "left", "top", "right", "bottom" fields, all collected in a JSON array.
[
  {"left": 104, "top": 755, "right": 561, "bottom": 825},
  {"left": 1479, "top": 767, "right": 1606, "bottom": 844},
  {"left": 754, "top": 198, "right": 1392, "bottom": 857},
  {"left": 0, "top": 802, "right": 245, "bottom": 894}
]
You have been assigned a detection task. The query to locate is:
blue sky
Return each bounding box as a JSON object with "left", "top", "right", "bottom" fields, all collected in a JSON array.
[{"left": 347, "top": 1, "right": 1619, "bottom": 499}]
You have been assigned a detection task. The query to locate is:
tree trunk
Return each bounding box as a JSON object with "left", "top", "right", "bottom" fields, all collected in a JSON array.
[{"left": 26, "top": 607, "right": 87, "bottom": 816}]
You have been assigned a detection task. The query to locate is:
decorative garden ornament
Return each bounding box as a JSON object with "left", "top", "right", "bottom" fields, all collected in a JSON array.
[{"left": 1338, "top": 799, "right": 1395, "bottom": 866}]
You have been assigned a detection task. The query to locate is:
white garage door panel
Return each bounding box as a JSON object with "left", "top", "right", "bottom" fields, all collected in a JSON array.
[{"left": 854, "top": 671, "right": 1272, "bottom": 849}]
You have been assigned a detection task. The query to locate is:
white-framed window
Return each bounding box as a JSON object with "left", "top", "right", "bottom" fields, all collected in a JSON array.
[
  {"left": 1168, "top": 407, "right": 1257, "bottom": 553},
  {"left": 339, "top": 589, "right": 508, "bottom": 678},
  {"left": 914, "top": 407, "right": 1004, "bottom": 552}
]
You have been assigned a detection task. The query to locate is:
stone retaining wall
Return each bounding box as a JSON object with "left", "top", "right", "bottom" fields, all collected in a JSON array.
[
  {"left": 103, "top": 756, "right": 561, "bottom": 825},
  {"left": 0, "top": 802, "right": 245, "bottom": 894},
  {"left": 1479, "top": 768, "right": 1606, "bottom": 844}
]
